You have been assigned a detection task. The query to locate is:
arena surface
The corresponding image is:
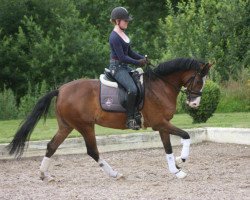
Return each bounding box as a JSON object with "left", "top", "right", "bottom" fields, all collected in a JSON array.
[{"left": 1, "top": 142, "right": 249, "bottom": 200}]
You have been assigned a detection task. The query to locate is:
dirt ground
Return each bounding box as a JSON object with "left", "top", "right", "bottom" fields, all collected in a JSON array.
[{"left": 0, "top": 142, "right": 249, "bottom": 200}]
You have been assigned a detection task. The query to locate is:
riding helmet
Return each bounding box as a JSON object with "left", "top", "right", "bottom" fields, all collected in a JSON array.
[{"left": 111, "top": 7, "right": 133, "bottom": 21}]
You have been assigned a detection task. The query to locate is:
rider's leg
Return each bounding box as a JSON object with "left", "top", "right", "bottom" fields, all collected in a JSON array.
[{"left": 113, "top": 67, "right": 140, "bottom": 130}]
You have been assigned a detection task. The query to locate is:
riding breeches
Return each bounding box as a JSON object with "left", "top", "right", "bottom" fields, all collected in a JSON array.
[{"left": 109, "top": 63, "right": 138, "bottom": 117}]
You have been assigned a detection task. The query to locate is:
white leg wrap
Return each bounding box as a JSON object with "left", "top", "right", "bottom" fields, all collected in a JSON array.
[
  {"left": 98, "top": 158, "right": 118, "bottom": 178},
  {"left": 40, "top": 157, "right": 51, "bottom": 172},
  {"left": 181, "top": 139, "right": 191, "bottom": 160},
  {"left": 166, "top": 154, "right": 179, "bottom": 174}
]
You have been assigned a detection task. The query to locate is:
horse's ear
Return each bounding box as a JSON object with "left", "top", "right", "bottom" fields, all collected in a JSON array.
[
  {"left": 206, "top": 62, "right": 214, "bottom": 68},
  {"left": 200, "top": 63, "right": 212, "bottom": 77}
]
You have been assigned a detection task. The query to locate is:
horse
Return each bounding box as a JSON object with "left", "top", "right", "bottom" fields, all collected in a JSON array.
[{"left": 7, "top": 58, "right": 211, "bottom": 180}]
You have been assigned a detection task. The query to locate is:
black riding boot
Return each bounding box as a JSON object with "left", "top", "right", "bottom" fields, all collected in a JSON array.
[
  {"left": 134, "top": 110, "right": 142, "bottom": 126},
  {"left": 126, "top": 91, "right": 140, "bottom": 130}
]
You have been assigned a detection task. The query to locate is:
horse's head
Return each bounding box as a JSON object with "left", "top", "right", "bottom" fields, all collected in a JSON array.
[
  {"left": 145, "top": 58, "right": 212, "bottom": 109},
  {"left": 182, "top": 63, "right": 212, "bottom": 108}
]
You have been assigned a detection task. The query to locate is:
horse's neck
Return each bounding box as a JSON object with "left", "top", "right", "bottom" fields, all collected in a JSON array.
[
  {"left": 145, "top": 74, "right": 180, "bottom": 105},
  {"left": 164, "top": 72, "right": 183, "bottom": 93}
]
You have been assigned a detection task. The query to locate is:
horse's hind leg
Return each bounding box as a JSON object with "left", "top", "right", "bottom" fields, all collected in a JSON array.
[
  {"left": 77, "top": 123, "right": 123, "bottom": 179},
  {"left": 39, "top": 122, "right": 73, "bottom": 181}
]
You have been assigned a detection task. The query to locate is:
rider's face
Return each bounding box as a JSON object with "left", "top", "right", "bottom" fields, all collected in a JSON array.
[{"left": 117, "top": 19, "right": 129, "bottom": 29}]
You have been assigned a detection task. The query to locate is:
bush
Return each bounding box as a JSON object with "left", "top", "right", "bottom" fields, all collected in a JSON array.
[
  {"left": 0, "top": 87, "right": 18, "bottom": 120},
  {"left": 181, "top": 80, "right": 220, "bottom": 123},
  {"left": 18, "top": 81, "right": 55, "bottom": 118}
]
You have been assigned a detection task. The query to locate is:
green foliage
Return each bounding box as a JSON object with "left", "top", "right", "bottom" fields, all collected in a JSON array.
[
  {"left": 176, "top": 94, "right": 185, "bottom": 114},
  {"left": 125, "top": 0, "right": 168, "bottom": 59},
  {"left": 73, "top": 0, "right": 124, "bottom": 40},
  {"left": 216, "top": 68, "right": 250, "bottom": 112},
  {"left": 0, "top": 27, "right": 30, "bottom": 100},
  {"left": 0, "top": 0, "right": 109, "bottom": 100},
  {"left": 0, "top": 0, "right": 28, "bottom": 35},
  {"left": 181, "top": 80, "right": 221, "bottom": 123},
  {"left": 159, "top": 0, "right": 249, "bottom": 81},
  {"left": 18, "top": 81, "right": 55, "bottom": 118},
  {"left": 0, "top": 87, "right": 18, "bottom": 120}
]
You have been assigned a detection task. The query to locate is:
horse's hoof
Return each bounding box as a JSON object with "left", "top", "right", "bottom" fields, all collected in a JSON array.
[
  {"left": 115, "top": 173, "right": 124, "bottom": 180},
  {"left": 175, "top": 156, "right": 182, "bottom": 164},
  {"left": 39, "top": 171, "right": 55, "bottom": 182},
  {"left": 175, "top": 170, "right": 187, "bottom": 179},
  {"left": 175, "top": 156, "right": 183, "bottom": 164},
  {"left": 47, "top": 176, "right": 55, "bottom": 182}
]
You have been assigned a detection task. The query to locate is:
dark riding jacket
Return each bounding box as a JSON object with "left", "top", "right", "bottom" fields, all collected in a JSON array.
[{"left": 109, "top": 31, "right": 144, "bottom": 66}]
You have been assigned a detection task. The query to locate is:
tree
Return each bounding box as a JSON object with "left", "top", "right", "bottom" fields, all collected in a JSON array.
[
  {"left": 0, "top": 0, "right": 109, "bottom": 101},
  {"left": 158, "top": 0, "right": 249, "bottom": 81}
]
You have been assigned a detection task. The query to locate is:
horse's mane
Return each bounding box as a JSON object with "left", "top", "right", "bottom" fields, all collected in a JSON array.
[{"left": 145, "top": 58, "right": 203, "bottom": 80}]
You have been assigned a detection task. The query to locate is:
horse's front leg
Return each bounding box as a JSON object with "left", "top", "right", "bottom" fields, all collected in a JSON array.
[
  {"left": 159, "top": 129, "right": 187, "bottom": 179},
  {"left": 167, "top": 123, "right": 191, "bottom": 164}
]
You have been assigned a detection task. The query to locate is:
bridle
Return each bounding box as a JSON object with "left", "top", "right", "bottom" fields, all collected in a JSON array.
[{"left": 182, "top": 70, "right": 203, "bottom": 100}]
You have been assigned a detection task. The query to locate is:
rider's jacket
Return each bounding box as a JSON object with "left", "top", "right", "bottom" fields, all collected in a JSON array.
[{"left": 109, "top": 31, "right": 144, "bottom": 66}]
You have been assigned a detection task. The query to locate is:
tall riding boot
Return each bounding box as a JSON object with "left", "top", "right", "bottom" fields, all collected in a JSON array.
[
  {"left": 126, "top": 91, "right": 140, "bottom": 130},
  {"left": 134, "top": 109, "right": 142, "bottom": 126}
]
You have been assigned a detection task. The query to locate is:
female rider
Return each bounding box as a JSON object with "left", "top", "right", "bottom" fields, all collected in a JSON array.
[{"left": 109, "top": 7, "right": 147, "bottom": 130}]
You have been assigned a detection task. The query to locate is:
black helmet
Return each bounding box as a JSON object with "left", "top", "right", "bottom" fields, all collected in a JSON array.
[{"left": 111, "top": 7, "right": 132, "bottom": 21}]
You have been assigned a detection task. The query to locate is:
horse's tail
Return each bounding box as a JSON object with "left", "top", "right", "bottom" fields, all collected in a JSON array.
[{"left": 7, "top": 90, "right": 59, "bottom": 158}]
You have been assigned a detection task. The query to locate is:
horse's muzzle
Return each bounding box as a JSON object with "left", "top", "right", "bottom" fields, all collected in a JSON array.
[{"left": 186, "top": 96, "right": 201, "bottom": 108}]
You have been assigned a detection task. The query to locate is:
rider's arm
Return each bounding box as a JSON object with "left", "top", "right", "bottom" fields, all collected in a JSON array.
[{"left": 128, "top": 46, "right": 144, "bottom": 60}]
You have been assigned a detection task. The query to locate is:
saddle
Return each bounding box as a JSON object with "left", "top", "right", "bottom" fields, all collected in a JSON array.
[{"left": 99, "top": 68, "right": 144, "bottom": 112}]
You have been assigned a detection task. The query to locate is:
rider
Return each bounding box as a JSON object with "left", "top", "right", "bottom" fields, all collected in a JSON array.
[{"left": 109, "top": 6, "right": 147, "bottom": 130}]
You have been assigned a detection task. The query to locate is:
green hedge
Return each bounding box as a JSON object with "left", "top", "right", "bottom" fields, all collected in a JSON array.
[{"left": 181, "top": 80, "right": 220, "bottom": 123}]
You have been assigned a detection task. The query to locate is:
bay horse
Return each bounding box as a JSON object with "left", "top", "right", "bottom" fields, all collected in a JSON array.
[{"left": 7, "top": 58, "right": 211, "bottom": 180}]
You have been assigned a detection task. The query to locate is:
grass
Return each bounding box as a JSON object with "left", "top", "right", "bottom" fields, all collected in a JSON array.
[
  {"left": 0, "top": 112, "right": 249, "bottom": 144},
  {"left": 216, "top": 77, "right": 250, "bottom": 112}
]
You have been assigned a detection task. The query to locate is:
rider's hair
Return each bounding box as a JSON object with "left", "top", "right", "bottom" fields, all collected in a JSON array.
[{"left": 110, "top": 19, "right": 117, "bottom": 25}]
